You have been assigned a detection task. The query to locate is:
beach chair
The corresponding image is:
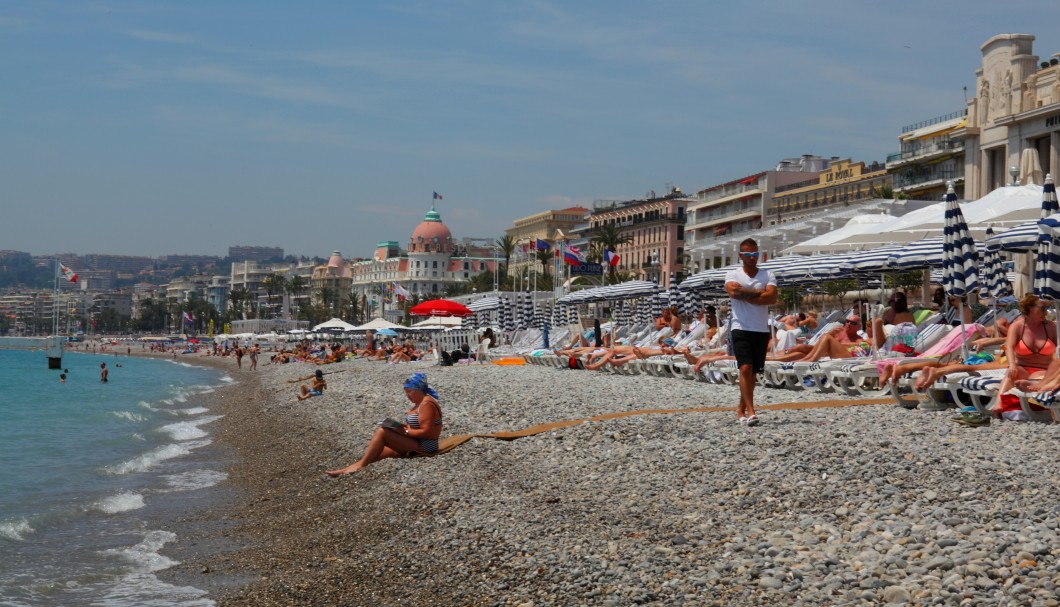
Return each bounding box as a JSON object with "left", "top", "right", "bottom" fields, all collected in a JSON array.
[
  {"left": 823, "top": 323, "right": 951, "bottom": 397},
  {"left": 886, "top": 324, "right": 987, "bottom": 408}
]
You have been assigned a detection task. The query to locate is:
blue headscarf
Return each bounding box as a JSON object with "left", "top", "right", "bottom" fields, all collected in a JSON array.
[{"left": 403, "top": 373, "right": 439, "bottom": 399}]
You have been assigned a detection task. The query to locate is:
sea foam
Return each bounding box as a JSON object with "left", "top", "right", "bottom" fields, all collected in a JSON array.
[
  {"left": 162, "top": 469, "right": 228, "bottom": 492},
  {"left": 107, "top": 439, "right": 211, "bottom": 475},
  {"left": 94, "top": 492, "right": 145, "bottom": 514},
  {"left": 0, "top": 518, "right": 34, "bottom": 541},
  {"left": 157, "top": 416, "right": 222, "bottom": 441}
]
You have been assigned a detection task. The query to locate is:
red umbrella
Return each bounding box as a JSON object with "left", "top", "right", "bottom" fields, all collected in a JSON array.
[{"left": 408, "top": 299, "right": 473, "bottom": 317}]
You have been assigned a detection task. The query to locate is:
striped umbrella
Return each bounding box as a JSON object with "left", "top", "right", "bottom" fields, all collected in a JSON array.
[
  {"left": 521, "top": 291, "right": 534, "bottom": 330},
  {"left": 942, "top": 181, "right": 979, "bottom": 358},
  {"left": 1041, "top": 174, "right": 1058, "bottom": 218},
  {"left": 636, "top": 298, "right": 652, "bottom": 325},
  {"left": 650, "top": 283, "right": 664, "bottom": 318},
  {"left": 982, "top": 228, "right": 1012, "bottom": 300},
  {"left": 501, "top": 296, "right": 515, "bottom": 332},
  {"left": 985, "top": 221, "right": 1038, "bottom": 252},
  {"left": 942, "top": 183, "right": 980, "bottom": 297},
  {"left": 1034, "top": 213, "right": 1060, "bottom": 300}
]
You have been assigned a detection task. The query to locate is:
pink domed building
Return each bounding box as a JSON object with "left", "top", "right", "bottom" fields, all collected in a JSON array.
[{"left": 348, "top": 205, "right": 500, "bottom": 319}]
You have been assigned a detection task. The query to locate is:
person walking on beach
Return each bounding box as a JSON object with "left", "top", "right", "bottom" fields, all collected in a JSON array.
[
  {"left": 725, "top": 238, "right": 776, "bottom": 426},
  {"left": 99, "top": 362, "right": 108, "bottom": 383},
  {"left": 249, "top": 344, "right": 259, "bottom": 371},
  {"left": 325, "top": 373, "right": 443, "bottom": 476}
]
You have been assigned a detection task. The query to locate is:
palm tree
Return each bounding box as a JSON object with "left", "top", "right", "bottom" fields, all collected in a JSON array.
[
  {"left": 227, "top": 287, "right": 250, "bottom": 320},
  {"left": 318, "top": 286, "right": 336, "bottom": 317},
  {"left": 287, "top": 275, "right": 308, "bottom": 319},
  {"left": 262, "top": 273, "right": 287, "bottom": 318},
  {"left": 496, "top": 234, "right": 516, "bottom": 284},
  {"left": 592, "top": 224, "right": 633, "bottom": 284},
  {"left": 534, "top": 249, "right": 554, "bottom": 287}
]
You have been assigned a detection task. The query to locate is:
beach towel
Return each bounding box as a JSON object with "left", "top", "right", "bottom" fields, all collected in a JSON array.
[{"left": 871, "top": 324, "right": 982, "bottom": 374}]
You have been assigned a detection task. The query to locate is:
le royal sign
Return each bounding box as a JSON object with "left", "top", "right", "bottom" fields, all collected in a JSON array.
[{"left": 821, "top": 160, "right": 863, "bottom": 184}]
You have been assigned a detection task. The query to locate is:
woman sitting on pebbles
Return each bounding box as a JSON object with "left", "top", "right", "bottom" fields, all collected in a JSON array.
[{"left": 325, "top": 373, "right": 443, "bottom": 476}]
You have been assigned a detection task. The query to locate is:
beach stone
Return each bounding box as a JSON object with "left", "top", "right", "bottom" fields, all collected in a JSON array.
[
  {"left": 877, "top": 584, "right": 911, "bottom": 601},
  {"left": 758, "top": 577, "right": 783, "bottom": 590}
]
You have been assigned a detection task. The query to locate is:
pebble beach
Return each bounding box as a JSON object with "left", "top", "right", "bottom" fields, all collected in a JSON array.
[{"left": 157, "top": 355, "right": 1060, "bottom": 606}]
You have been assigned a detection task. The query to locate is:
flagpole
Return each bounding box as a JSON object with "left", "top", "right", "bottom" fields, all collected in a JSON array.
[{"left": 53, "top": 258, "right": 60, "bottom": 336}]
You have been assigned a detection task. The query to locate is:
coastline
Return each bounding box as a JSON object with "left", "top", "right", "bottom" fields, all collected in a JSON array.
[{"left": 150, "top": 353, "right": 1060, "bottom": 606}]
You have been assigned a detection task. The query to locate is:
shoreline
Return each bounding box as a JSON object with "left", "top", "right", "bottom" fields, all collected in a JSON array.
[{"left": 149, "top": 354, "right": 1060, "bottom": 606}]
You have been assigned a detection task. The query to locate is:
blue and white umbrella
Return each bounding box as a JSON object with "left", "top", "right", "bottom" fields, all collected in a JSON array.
[
  {"left": 985, "top": 221, "right": 1039, "bottom": 252},
  {"left": 1041, "top": 173, "right": 1058, "bottom": 219},
  {"left": 501, "top": 296, "right": 515, "bottom": 332},
  {"left": 1034, "top": 213, "right": 1060, "bottom": 301},
  {"left": 942, "top": 182, "right": 980, "bottom": 296},
  {"left": 982, "top": 228, "right": 1012, "bottom": 301},
  {"left": 942, "top": 181, "right": 979, "bottom": 357}
]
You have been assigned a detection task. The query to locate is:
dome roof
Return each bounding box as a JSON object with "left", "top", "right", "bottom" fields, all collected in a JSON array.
[
  {"left": 411, "top": 205, "right": 452, "bottom": 245},
  {"left": 327, "top": 251, "right": 345, "bottom": 270}
]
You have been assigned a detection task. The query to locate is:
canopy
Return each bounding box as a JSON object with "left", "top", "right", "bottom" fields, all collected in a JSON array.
[
  {"left": 353, "top": 317, "right": 403, "bottom": 331},
  {"left": 782, "top": 214, "right": 895, "bottom": 254},
  {"left": 312, "top": 318, "right": 358, "bottom": 332},
  {"left": 408, "top": 299, "right": 473, "bottom": 317}
]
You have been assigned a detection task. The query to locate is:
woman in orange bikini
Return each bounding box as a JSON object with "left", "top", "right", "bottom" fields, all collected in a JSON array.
[
  {"left": 996, "top": 293, "right": 1056, "bottom": 398},
  {"left": 325, "top": 373, "right": 443, "bottom": 476}
]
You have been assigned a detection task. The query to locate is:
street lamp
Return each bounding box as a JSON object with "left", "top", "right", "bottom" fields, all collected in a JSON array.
[{"left": 1010, "top": 165, "right": 1020, "bottom": 186}]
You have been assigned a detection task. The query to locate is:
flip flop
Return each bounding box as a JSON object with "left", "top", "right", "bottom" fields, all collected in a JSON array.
[{"left": 746, "top": 415, "right": 760, "bottom": 426}]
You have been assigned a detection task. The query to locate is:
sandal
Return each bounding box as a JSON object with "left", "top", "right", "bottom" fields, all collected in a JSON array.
[
  {"left": 746, "top": 415, "right": 760, "bottom": 426},
  {"left": 737, "top": 416, "right": 748, "bottom": 424}
]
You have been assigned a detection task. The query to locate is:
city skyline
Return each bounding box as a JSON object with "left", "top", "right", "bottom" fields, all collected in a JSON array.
[{"left": 3, "top": 1, "right": 1058, "bottom": 258}]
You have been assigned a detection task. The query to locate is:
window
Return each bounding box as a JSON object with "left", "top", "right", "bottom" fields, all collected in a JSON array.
[
  {"left": 463, "top": 262, "right": 469, "bottom": 270},
  {"left": 432, "top": 271, "right": 437, "bottom": 277},
  {"left": 433, "top": 261, "right": 438, "bottom": 269},
  {"left": 432, "top": 284, "right": 438, "bottom": 293}
]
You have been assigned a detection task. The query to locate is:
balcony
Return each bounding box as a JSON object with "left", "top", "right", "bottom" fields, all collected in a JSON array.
[
  {"left": 886, "top": 140, "right": 965, "bottom": 168},
  {"left": 893, "top": 168, "right": 965, "bottom": 191}
]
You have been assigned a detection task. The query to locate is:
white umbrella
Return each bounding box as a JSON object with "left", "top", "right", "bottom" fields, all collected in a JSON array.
[
  {"left": 312, "top": 318, "right": 358, "bottom": 331},
  {"left": 353, "top": 317, "right": 403, "bottom": 331}
]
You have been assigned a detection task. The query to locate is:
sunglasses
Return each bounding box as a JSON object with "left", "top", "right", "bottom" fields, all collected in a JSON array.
[
  {"left": 845, "top": 320, "right": 860, "bottom": 325},
  {"left": 739, "top": 251, "right": 760, "bottom": 258}
]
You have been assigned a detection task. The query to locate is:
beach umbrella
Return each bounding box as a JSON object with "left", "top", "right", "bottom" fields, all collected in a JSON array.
[
  {"left": 636, "top": 297, "right": 652, "bottom": 326},
  {"left": 521, "top": 292, "right": 533, "bottom": 330},
  {"left": 500, "top": 296, "right": 515, "bottom": 332},
  {"left": 467, "top": 296, "right": 502, "bottom": 312},
  {"left": 1034, "top": 213, "right": 1060, "bottom": 301},
  {"left": 941, "top": 181, "right": 980, "bottom": 358},
  {"left": 1041, "top": 174, "right": 1058, "bottom": 218},
  {"left": 408, "top": 299, "right": 473, "bottom": 318},
  {"left": 982, "top": 228, "right": 1013, "bottom": 301}
]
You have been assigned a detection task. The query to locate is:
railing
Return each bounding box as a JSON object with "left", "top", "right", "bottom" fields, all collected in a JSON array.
[
  {"left": 893, "top": 168, "right": 964, "bottom": 189},
  {"left": 886, "top": 140, "right": 965, "bottom": 164},
  {"left": 774, "top": 177, "right": 820, "bottom": 194},
  {"left": 899, "top": 109, "right": 967, "bottom": 134}
]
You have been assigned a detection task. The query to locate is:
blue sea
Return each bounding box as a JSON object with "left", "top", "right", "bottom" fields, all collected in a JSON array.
[{"left": 0, "top": 348, "right": 234, "bottom": 607}]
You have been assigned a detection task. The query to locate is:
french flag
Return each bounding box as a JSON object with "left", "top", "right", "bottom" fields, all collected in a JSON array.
[
  {"left": 433, "top": 191, "right": 443, "bottom": 200},
  {"left": 604, "top": 249, "right": 620, "bottom": 267},
  {"left": 562, "top": 244, "right": 585, "bottom": 266}
]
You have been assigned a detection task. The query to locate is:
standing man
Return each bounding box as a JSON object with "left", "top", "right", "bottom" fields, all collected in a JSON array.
[
  {"left": 99, "top": 362, "right": 109, "bottom": 383},
  {"left": 724, "top": 238, "right": 777, "bottom": 426}
]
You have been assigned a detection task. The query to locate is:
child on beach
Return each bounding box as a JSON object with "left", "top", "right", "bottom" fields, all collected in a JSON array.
[{"left": 297, "top": 370, "right": 327, "bottom": 401}]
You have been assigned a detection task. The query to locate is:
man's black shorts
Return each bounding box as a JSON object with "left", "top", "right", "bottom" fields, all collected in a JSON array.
[{"left": 731, "top": 329, "right": 770, "bottom": 374}]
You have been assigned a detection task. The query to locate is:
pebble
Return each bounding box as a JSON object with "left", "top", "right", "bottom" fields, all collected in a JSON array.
[{"left": 224, "top": 355, "right": 1060, "bottom": 606}]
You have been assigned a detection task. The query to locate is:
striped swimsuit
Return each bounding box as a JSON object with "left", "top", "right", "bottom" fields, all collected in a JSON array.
[{"left": 406, "top": 407, "right": 442, "bottom": 453}]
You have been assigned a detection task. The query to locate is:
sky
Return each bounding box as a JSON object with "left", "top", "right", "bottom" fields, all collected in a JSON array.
[{"left": 3, "top": 1, "right": 1059, "bottom": 259}]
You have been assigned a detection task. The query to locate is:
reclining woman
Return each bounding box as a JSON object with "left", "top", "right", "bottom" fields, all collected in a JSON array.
[
  {"left": 325, "top": 373, "right": 443, "bottom": 476},
  {"left": 871, "top": 291, "right": 917, "bottom": 348},
  {"left": 909, "top": 294, "right": 1051, "bottom": 393}
]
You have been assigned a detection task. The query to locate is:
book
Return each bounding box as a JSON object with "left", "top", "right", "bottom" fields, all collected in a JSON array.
[{"left": 377, "top": 417, "right": 403, "bottom": 429}]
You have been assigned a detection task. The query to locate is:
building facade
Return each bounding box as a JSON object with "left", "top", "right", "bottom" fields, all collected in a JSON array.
[
  {"left": 954, "top": 33, "right": 1060, "bottom": 199},
  {"left": 586, "top": 188, "right": 689, "bottom": 287},
  {"left": 886, "top": 110, "right": 968, "bottom": 200},
  {"left": 770, "top": 158, "right": 891, "bottom": 223},
  {"left": 348, "top": 206, "right": 500, "bottom": 319},
  {"left": 228, "top": 246, "right": 284, "bottom": 263}
]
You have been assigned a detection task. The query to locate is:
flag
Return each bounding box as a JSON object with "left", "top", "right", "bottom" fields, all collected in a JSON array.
[
  {"left": 183, "top": 311, "right": 193, "bottom": 324},
  {"left": 59, "top": 262, "right": 78, "bottom": 283},
  {"left": 393, "top": 283, "right": 410, "bottom": 302},
  {"left": 535, "top": 239, "right": 551, "bottom": 251},
  {"left": 519, "top": 244, "right": 528, "bottom": 255},
  {"left": 562, "top": 244, "right": 586, "bottom": 266},
  {"left": 433, "top": 191, "right": 443, "bottom": 200},
  {"left": 604, "top": 249, "right": 620, "bottom": 267}
]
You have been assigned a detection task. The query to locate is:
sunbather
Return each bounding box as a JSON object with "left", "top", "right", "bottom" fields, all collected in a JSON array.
[
  {"left": 995, "top": 293, "right": 1055, "bottom": 395},
  {"left": 768, "top": 314, "right": 873, "bottom": 362}
]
